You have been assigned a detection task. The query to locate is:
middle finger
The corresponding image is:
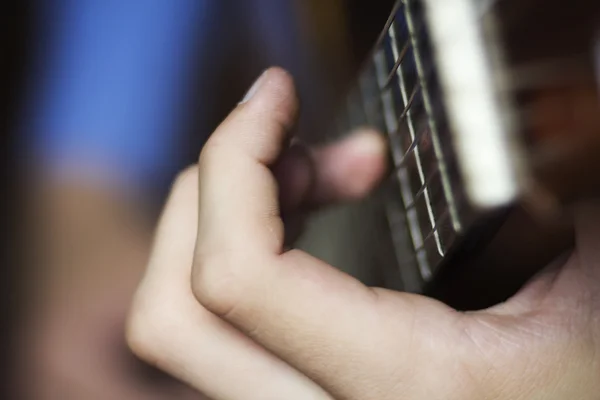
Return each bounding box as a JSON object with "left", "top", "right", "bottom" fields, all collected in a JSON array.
[{"left": 127, "top": 167, "right": 331, "bottom": 400}]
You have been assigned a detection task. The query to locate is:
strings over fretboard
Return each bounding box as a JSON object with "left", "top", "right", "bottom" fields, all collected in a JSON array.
[{"left": 332, "top": 0, "right": 468, "bottom": 289}]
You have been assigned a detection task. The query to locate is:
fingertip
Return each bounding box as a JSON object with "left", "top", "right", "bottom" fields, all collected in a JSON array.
[
  {"left": 343, "top": 131, "right": 389, "bottom": 198},
  {"left": 243, "top": 67, "right": 299, "bottom": 129},
  {"left": 263, "top": 67, "right": 300, "bottom": 130},
  {"left": 311, "top": 129, "right": 389, "bottom": 203},
  {"left": 264, "top": 66, "right": 296, "bottom": 91},
  {"left": 209, "top": 67, "right": 300, "bottom": 166},
  {"left": 345, "top": 128, "right": 388, "bottom": 164}
]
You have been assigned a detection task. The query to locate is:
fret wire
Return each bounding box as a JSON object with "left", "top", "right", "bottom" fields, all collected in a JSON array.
[
  {"left": 399, "top": 83, "right": 420, "bottom": 120},
  {"left": 391, "top": 116, "right": 435, "bottom": 174},
  {"left": 420, "top": 211, "right": 449, "bottom": 249},
  {"left": 387, "top": 84, "right": 422, "bottom": 168},
  {"left": 385, "top": 41, "right": 411, "bottom": 87},
  {"left": 373, "top": 0, "right": 405, "bottom": 54},
  {"left": 392, "top": 134, "right": 418, "bottom": 167},
  {"left": 422, "top": 188, "right": 445, "bottom": 256},
  {"left": 401, "top": 163, "right": 441, "bottom": 207}
]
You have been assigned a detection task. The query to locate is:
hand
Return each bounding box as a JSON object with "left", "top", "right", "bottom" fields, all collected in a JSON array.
[{"left": 126, "top": 67, "right": 600, "bottom": 400}]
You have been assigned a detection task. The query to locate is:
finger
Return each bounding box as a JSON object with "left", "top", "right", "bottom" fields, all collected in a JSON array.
[
  {"left": 308, "top": 129, "right": 388, "bottom": 205},
  {"left": 273, "top": 141, "right": 314, "bottom": 213},
  {"left": 196, "top": 67, "right": 298, "bottom": 258},
  {"left": 127, "top": 167, "right": 332, "bottom": 400},
  {"left": 274, "top": 131, "right": 387, "bottom": 246},
  {"left": 274, "top": 130, "right": 388, "bottom": 213}
]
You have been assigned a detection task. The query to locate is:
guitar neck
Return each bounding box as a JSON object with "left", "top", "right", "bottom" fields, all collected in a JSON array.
[
  {"left": 333, "top": 0, "right": 600, "bottom": 293},
  {"left": 332, "top": 0, "right": 516, "bottom": 288}
]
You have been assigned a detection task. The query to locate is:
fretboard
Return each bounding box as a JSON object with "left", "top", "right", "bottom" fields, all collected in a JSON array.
[{"left": 332, "top": 0, "right": 466, "bottom": 289}]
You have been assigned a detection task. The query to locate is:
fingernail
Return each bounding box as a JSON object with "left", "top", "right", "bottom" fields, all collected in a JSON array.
[{"left": 240, "top": 70, "right": 267, "bottom": 104}]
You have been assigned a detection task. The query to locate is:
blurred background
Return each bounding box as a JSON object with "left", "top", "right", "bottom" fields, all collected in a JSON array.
[{"left": 1, "top": 1, "right": 395, "bottom": 398}]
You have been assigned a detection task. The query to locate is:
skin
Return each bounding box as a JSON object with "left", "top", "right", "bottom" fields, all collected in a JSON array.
[{"left": 126, "top": 67, "right": 600, "bottom": 400}]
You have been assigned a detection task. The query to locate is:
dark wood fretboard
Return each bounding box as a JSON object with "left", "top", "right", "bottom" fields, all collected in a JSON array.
[{"left": 332, "top": 0, "right": 469, "bottom": 291}]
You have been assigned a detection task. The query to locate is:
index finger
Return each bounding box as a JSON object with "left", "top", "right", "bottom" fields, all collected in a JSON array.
[{"left": 196, "top": 67, "right": 298, "bottom": 260}]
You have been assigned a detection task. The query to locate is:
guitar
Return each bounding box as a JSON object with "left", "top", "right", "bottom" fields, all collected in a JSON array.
[{"left": 328, "top": 0, "right": 600, "bottom": 309}]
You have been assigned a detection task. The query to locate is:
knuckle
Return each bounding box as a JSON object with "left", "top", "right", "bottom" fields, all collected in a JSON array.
[
  {"left": 162, "top": 165, "right": 199, "bottom": 212},
  {"left": 191, "top": 252, "right": 248, "bottom": 318},
  {"left": 172, "top": 165, "right": 198, "bottom": 194},
  {"left": 198, "top": 134, "right": 226, "bottom": 164},
  {"left": 125, "top": 295, "right": 172, "bottom": 369}
]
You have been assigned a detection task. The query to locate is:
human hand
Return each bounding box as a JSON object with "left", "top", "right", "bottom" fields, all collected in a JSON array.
[{"left": 127, "top": 67, "right": 600, "bottom": 400}]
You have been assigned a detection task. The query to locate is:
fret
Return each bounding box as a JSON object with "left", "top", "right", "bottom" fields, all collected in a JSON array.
[
  {"left": 399, "top": 84, "right": 419, "bottom": 120},
  {"left": 386, "top": 41, "right": 411, "bottom": 87}
]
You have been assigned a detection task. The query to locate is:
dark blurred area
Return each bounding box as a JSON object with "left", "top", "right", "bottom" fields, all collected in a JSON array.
[
  {"left": 1, "top": 1, "right": 31, "bottom": 398},
  {"left": 1, "top": 1, "right": 393, "bottom": 398}
]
